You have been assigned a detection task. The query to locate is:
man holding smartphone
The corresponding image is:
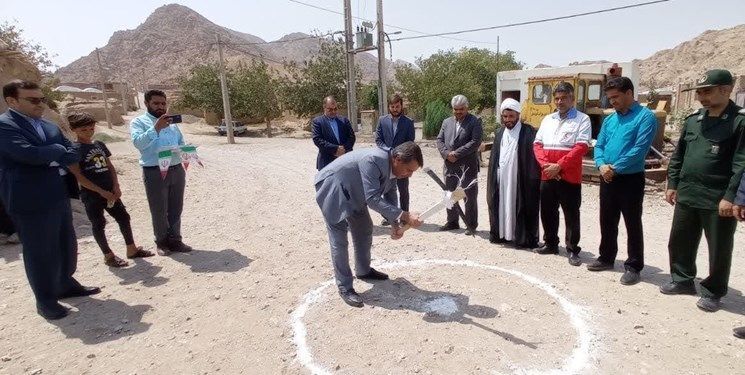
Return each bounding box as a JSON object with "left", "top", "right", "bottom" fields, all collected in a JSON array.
[{"left": 130, "top": 89, "right": 192, "bottom": 255}]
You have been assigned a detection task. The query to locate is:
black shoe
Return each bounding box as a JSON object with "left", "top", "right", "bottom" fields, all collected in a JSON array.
[
  {"left": 37, "top": 302, "right": 69, "bottom": 320},
  {"left": 659, "top": 281, "right": 697, "bottom": 295},
  {"left": 534, "top": 245, "right": 559, "bottom": 255},
  {"left": 381, "top": 219, "right": 390, "bottom": 226},
  {"left": 59, "top": 286, "right": 101, "bottom": 299},
  {"left": 339, "top": 289, "right": 363, "bottom": 308},
  {"left": 357, "top": 267, "right": 389, "bottom": 281},
  {"left": 696, "top": 296, "right": 721, "bottom": 312},
  {"left": 439, "top": 223, "right": 460, "bottom": 231},
  {"left": 489, "top": 236, "right": 507, "bottom": 244},
  {"left": 734, "top": 326, "right": 745, "bottom": 339},
  {"left": 620, "top": 269, "right": 641, "bottom": 285},
  {"left": 169, "top": 239, "right": 193, "bottom": 253},
  {"left": 567, "top": 252, "right": 581, "bottom": 266},
  {"left": 464, "top": 228, "right": 475, "bottom": 236},
  {"left": 586, "top": 260, "right": 614, "bottom": 272},
  {"left": 155, "top": 240, "right": 172, "bottom": 256}
]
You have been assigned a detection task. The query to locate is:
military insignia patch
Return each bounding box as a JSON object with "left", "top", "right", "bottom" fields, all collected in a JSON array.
[{"left": 698, "top": 75, "right": 708, "bottom": 84}]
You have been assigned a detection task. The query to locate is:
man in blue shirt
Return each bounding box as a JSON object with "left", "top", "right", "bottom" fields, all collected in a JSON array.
[
  {"left": 587, "top": 77, "right": 658, "bottom": 285},
  {"left": 311, "top": 96, "right": 355, "bottom": 170},
  {"left": 130, "top": 90, "right": 192, "bottom": 255}
]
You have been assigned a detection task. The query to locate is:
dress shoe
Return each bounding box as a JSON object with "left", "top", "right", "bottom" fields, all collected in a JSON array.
[
  {"left": 357, "top": 267, "right": 389, "bottom": 281},
  {"left": 696, "top": 296, "right": 721, "bottom": 312},
  {"left": 567, "top": 252, "right": 581, "bottom": 266},
  {"left": 338, "top": 289, "right": 363, "bottom": 308},
  {"left": 464, "top": 228, "right": 475, "bottom": 236},
  {"left": 534, "top": 245, "right": 559, "bottom": 255},
  {"left": 586, "top": 260, "right": 614, "bottom": 272},
  {"left": 734, "top": 326, "right": 745, "bottom": 339},
  {"left": 620, "top": 269, "right": 641, "bottom": 285},
  {"left": 438, "top": 223, "right": 460, "bottom": 231},
  {"left": 155, "top": 240, "right": 171, "bottom": 256},
  {"left": 169, "top": 239, "right": 193, "bottom": 253},
  {"left": 60, "top": 286, "right": 101, "bottom": 299},
  {"left": 37, "top": 302, "right": 69, "bottom": 320},
  {"left": 659, "top": 281, "right": 696, "bottom": 295},
  {"left": 380, "top": 219, "right": 390, "bottom": 226}
]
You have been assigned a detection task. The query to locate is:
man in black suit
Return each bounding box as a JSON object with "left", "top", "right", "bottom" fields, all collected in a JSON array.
[
  {"left": 375, "top": 93, "right": 416, "bottom": 225},
  {"left": 311, "top": 96, "right": 355, "bottom": 170},
  {"left": 436, "top": 94, "right": 483, "bottom": 235},
  {"left": 0, "top": 80, "right": 100, "bottom": 320}
]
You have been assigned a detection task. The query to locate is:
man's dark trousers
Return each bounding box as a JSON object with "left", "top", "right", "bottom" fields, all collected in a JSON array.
[
  {"left": 598, "top": 172, "right": 645, "bottom": 271},
  {"left": 540, "top": 179, "right": 581, "bottom": 253},
  {"left": 143, "top": 164, "right": 185, "bottom": 245},
  {"left": 11, "top": 199, "right": 80, "bottom": 310},
  {"left": 668, "top": 202, "right": 736, "bottom": 298}
]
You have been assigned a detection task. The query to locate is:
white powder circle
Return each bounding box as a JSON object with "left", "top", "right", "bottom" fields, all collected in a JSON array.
[{"left": 290, "top": 259, "right": 597, "bottom": 374}]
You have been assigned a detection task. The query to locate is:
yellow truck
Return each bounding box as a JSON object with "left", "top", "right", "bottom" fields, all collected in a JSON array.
[{"left": 493, "top": 63, "right": 667, "bottom": 182}]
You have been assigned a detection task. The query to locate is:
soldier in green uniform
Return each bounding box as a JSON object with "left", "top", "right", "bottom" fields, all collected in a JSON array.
[{"left": 660, "top": 69, "right": 745, "bottom": 312}]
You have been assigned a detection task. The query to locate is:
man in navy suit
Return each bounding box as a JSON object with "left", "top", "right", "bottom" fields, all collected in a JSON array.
[
  {"left": 312, "top": 96, "right": 355, "bottom": 170},
  {"left": 375, "top": 93, "right": 415, "bottom": 225},
  {"left": 0, "top": 80, "right": 100, "bottom": 320}
]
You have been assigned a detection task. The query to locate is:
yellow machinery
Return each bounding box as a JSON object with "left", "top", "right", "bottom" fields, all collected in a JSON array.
[{"left": 490, "top": 65, "right": 669, "bottom": 182}]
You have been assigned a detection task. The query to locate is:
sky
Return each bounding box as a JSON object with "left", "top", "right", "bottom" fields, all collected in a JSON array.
[{"left": 2, "top": 0, "right": 744, "bottom": 70}]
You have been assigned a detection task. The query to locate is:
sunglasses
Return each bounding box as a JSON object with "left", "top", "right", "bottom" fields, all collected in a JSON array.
[{"left": 20, "top": 97, "right": 46, "bottom": 105}]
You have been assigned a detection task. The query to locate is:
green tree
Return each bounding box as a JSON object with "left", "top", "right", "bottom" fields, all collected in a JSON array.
[
  {"left": 396, "top": 48, "right": 523, "bottom": 117},
  {"left": 358, "top": 81, "right": 378, "bottom": 111},
  {"left": 176, "top": 64, "right": 224, "bottom": 115},
  {"left": 231, "top": 60, "right": 282, "bottom": 136},
  {"left": 423, "top": 100, "right": 449, "bottom": 139},
  {"left": 0, "top": 21, "right": 56, "bottom": 72},
  {"left": 280, "top": 39, "right": 360, "bottom": 118}
]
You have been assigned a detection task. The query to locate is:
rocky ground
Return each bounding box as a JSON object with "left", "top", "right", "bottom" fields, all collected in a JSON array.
[{"left": 0, "top": 114, "right": 743, "bottom": 374}]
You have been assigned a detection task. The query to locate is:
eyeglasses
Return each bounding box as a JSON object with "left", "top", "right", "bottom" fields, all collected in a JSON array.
[{"left": 20, "top": 97, "right": 46, "bottom": 105}]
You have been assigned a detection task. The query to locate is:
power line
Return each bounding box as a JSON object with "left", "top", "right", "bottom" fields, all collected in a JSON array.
[
  {"left": 210, "top": 31, "right": 341, "bottom": 46},
  {"left": 221, "top": 43, "right": 286, "bottom": 65},
  {"left": 390, "top": 0, "right": 671, "bottom": 42},
  {"left": 287, "top": 0, "right": 499, "bottom": 45}
]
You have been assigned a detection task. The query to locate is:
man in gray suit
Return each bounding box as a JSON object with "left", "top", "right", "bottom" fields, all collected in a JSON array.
[
  {"left": 436, "top": 95, "right": 483, "bottom": 235},
  {"left": 315, "top": 142, "right": 424, "bottom": 307}
]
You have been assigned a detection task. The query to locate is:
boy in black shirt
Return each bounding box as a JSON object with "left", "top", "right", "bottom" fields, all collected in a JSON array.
[{"left": 67, "top": 112, "right": 153, "bottom": 267}]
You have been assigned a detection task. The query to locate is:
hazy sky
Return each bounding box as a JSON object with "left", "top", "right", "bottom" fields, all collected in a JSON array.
[{"left": 2, "top": 0, "right": 744, "bottom": 70}]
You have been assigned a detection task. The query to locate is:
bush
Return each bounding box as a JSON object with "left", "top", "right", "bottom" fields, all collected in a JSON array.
[
  {"left": 423, "top": 101, "right": 449, "bottom": 139},
  {"left": 481, "top": 113, "right": 499, "bottom": 141}
]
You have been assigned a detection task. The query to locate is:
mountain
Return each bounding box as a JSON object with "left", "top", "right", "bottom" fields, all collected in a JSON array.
[
  {"left": 639, "top": 24, "right": 745, "bottom": 88},
  {"left": 55, "top": 3, "right": 394, "bottom": 85}
]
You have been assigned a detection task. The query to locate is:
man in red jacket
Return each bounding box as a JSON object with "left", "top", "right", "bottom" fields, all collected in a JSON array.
[{"left": 533, "top": 82, "right": 592, "bottom": 266}]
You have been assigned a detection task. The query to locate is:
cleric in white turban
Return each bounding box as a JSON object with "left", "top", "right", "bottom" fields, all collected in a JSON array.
[{"left": 486, "top": 97, "right": 541, "bottom": 248}]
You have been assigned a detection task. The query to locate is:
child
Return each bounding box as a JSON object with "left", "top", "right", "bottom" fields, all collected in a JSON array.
[{"left": 67, "top": 112, "right": 153, "bottom": 267}]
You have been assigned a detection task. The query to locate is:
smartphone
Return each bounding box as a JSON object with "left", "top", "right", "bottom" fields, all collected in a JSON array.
[{"left": 167, "top": 114, "right": 183, "bottom": 124}]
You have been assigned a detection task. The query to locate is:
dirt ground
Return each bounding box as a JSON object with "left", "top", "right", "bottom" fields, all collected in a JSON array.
[{"left": 0, "top": 114, "right": 744, "bottom": 375}]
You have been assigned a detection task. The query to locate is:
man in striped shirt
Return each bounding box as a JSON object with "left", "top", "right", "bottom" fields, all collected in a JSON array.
[{"left": 533, "top": 82, "right": 592, "bottom": 266}]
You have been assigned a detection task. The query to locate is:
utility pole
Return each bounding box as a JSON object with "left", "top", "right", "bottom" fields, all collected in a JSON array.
[
  {"left": 494, "top": 36, "right": 500, "bottom": 112},
  {"left": 119, "top": 68, "right": 128, "bottom": 113},
  {"left": 376, "top": 0, "right": 387, "bottom": 118},
  {"left": 216, "top": 34, "right": 235, "bottom": 144},
  {"left": 95, "top": 48, "right": 113, "bottom": 129},
  {"left": 343, "top": 0, "right": 357, "bottom": 129}
]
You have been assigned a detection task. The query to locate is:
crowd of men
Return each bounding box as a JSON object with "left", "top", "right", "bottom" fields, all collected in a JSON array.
[
  {"left": 311, "top": 70, "right": 745, "bottom": 339},
  {"left": 0, "top": 67, "right": 742, "bottom": 342},
  {"left": 0, "top": 81, "right": 192, "bottom": 319}
]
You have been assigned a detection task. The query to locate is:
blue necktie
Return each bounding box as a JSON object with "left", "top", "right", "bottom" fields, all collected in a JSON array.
[{"left": 328, "top": 118, "right": 340, "bottom": 142}]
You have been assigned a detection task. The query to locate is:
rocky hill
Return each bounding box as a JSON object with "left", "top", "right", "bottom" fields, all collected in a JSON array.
[
  {"left": 639, "top": 24, "right": 745, "bottom": 87},
  {"left": 55, "top": 3, "right": 393, "bottom": 85}
]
